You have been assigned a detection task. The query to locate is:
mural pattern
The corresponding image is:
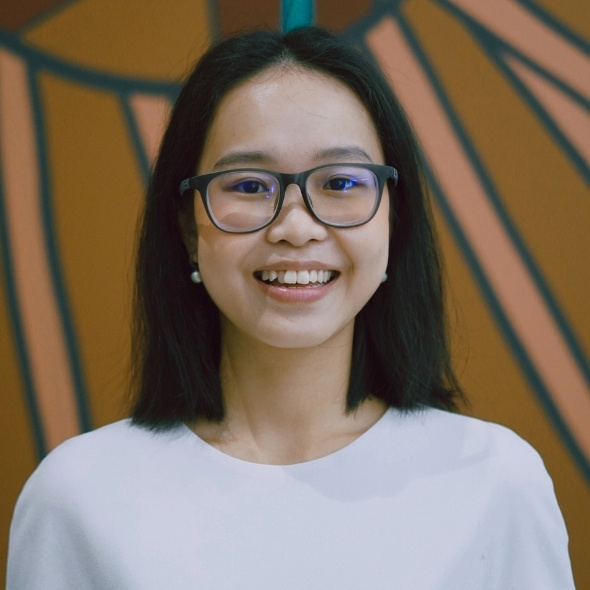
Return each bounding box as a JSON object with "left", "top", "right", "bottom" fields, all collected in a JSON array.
[{"left": 1, "top": 0, "right": 588, "bottom": 585}]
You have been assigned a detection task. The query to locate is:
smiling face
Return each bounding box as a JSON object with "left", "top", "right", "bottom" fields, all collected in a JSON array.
[{"left": 184, "top": 66, "right": 390, "bottom": 350}]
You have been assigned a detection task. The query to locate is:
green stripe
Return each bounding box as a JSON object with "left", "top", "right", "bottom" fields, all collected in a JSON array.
[{"left": 281, "top": 0, "right": 315, "bottom": 32}]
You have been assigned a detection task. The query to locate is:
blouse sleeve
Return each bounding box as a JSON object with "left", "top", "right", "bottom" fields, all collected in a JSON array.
[
  {"left": 6, "top": 445, "right": 115, "bottom": 590},
  {"left": 487, "top": 434, "right": 576, "bottom": 589}
]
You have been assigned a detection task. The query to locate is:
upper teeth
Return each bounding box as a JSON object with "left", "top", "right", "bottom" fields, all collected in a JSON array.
[{"left": 261, "top": 270, "right": 333, "bottom": 285}]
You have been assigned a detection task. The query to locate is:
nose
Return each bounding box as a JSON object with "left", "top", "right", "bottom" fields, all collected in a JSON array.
[{"left": 265, "top": 183, "right": 328, "bottom": 246}]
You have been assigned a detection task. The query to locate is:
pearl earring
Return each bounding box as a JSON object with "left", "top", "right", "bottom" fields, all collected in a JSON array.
[
  {"left": 381, "top": 272, "right": 388, "bottom": 283},
  {"left": 190, "top": 256, "right": 202, "bottom": 284}
]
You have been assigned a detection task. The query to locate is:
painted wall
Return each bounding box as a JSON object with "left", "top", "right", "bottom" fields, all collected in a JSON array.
[{"left": 1, "top": 0, "right": 588, "bottom": 585}]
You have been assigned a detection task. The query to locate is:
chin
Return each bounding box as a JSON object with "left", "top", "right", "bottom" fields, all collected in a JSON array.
[{"left": 256, "top": 321, "right": 354, "bottom": 351}]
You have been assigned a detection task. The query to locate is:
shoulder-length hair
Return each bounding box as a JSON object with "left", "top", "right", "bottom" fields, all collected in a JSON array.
[{"left": 131, "top": 27, "right": 464, "bottom": 429}]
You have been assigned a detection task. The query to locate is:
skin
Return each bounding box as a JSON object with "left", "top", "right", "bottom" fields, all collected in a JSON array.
[{"left": 182, "top": 66, "right": 390, "bottom": 464}]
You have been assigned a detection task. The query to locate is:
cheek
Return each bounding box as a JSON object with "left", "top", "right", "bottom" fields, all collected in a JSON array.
[
  {"left": 194, "top": 199, "right": 228, "bottom": 270},
  {"left": 195, "top": 235, "right": 245, "bottom": 319},
  {"left": 195, "top": 225, "right": 256, "bottom": 293},
  {"left": 194, "top": 195, "right": 214, "bottom": 236},
  {"left": 368, "top": 227, "right": 390, "bottom": 275},
  {"left": 365, "top": 193, "right": 391, "bottom": 268},
  {"left": 345, "top": 211, "right": 389, "bottom": 290}
]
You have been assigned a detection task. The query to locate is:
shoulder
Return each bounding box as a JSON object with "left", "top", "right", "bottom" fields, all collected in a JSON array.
[
  {"left": 436, "top": 408, "right": 541, "bottom": 457},
  {"left": 15, "top": 420, "right": 189, "bottom": 509},
  {"left": 440, "top": 409, "right": 550, "bottom": 486},
  {"left": 31, "top": 419, "right": 156, "bottom": 473},
  {"left": 385, "top": 406, "right": 539, "bottom": 453},
  {"left": 382, "top": 407, "right": 552, "bottom": 488},
  {"left": 7, "top": 421, "right": 162, "bottom": 588},
  {"left": 382, "top": 409, "right": 574, "bottom": 587},
  {"left": 8, "top": 420, "right": 196, "bottom": 588},
  {"left": 421, "top": 411, "right": 575, "bottom": 588},
  {"left": 392, "top": 408, "right": 569, "bottom": 539}
]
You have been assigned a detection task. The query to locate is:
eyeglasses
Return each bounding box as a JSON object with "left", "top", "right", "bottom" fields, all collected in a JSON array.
[{"left": 179, "top": 163, "right": 399, "bottom": 234}]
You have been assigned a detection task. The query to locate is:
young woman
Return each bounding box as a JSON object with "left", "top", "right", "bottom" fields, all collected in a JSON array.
[{"left": 8, "top": 28, "right": 574, "bottom": 589}]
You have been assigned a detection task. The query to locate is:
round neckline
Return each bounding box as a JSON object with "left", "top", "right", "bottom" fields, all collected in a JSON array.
[{"left": 179, "top": 408, "right": 394, "bottom": 470}]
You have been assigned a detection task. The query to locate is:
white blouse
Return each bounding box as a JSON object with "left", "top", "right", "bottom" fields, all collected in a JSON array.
[{"left": 7, "top": 408, "right": 575, "bottom": 589}]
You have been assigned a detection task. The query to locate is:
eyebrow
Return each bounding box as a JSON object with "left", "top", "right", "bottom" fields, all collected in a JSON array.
[
  {"left": 315, "top": 146, "right": 374, "bottom": 163},
  {"left": 212, "top": 145, "right": 375, "bottom": 170},
  {"left": 213, "top": 151, "right": 273, "bottom": 170}
]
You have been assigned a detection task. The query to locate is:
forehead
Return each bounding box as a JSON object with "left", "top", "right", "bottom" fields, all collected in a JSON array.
[{"left": 198, "top": 66, "right": 383, "bottom": 172}]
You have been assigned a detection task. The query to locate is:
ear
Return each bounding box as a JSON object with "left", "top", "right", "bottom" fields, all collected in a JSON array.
[{"left": 178, "top": 204, "right": 198, "bottom": 262}]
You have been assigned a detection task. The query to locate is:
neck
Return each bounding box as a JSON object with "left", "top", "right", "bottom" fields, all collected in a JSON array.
[{"left": 190, "top": 320, "right": 387, "bottom": 464}]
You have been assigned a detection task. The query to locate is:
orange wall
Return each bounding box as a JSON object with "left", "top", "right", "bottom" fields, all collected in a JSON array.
[{"left": 1, "top": 0, "right": 589, "bottom": 586}]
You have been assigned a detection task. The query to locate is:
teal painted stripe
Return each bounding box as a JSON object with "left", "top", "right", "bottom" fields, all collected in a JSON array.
[
  {"left": 433, "top": 2, "right": 590, "bottom": 381},
  {"left": 281, "top": 0, "right": 315, "bottom": 32},
  {"left": 394, "top": 13, "right": 590, "bottom": 481},
  {"left": 28, "top": 63, "right": 92, "bottom": 436},
  {"left": 0, "top": 29, "right": 180, "bottom": 99},
  {"left": 516, "top": 0, "right": 590, "bottom": 56},
  {"left": 0, "top": 159, "right": 47, "bottom": 459},
  {"left": 16, "top": 0, "right": 84, "bottom": 35},
  {"left": 439, "top": 0, "right": 590, "bottom": 182},
  {"left": 0, "top": 59, "right": 48, "bottom": 455}
]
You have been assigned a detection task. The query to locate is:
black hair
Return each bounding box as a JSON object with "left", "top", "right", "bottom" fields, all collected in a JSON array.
[{"left": 131, "top": 27, "right": 464, "bottom": 428}]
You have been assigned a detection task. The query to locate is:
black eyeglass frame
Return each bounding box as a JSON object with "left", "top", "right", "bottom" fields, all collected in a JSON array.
[{"left": 178, "top": 163, "right": 399, "bottom": 234}]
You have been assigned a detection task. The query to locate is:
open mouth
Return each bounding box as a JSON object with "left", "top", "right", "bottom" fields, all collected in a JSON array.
[{"left": 255, "top": 269, "right": 338, "bottom": 287}]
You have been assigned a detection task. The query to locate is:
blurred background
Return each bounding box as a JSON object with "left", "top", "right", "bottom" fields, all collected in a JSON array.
[{"left": 1, "top": 0, "right": 588, "bottom": 585}]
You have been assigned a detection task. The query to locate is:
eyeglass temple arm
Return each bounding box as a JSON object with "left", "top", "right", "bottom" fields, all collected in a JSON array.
[
  {"left": 389, "top": 167, "right": 399, "bottom": 187},
  {"left": 179, "top": 179, "right": 191, "bottom": 195}
]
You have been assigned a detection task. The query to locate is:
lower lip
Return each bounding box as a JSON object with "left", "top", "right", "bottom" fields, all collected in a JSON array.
[{"left": 256, "top": 277, "right": 337, "bottom": 303}]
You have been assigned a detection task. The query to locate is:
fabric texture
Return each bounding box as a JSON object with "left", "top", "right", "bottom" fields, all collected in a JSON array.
[{"left": 7, "top": 408, "right": 575, "bottom": 589}]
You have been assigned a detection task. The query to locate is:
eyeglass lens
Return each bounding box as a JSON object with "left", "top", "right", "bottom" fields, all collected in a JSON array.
[{"left": 206, "top": 165, "right": 379, "bottom": 232}]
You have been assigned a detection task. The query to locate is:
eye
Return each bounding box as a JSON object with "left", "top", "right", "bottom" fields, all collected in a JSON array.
[
  {"left": 324, "top": 176, "right": 359, "bottom": 191},
  {"left": 231, "top": 179, "right": 270, "bottom": 194},
  {"left": 214, "top": 171, "right": 278, "bottom": 203}
]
